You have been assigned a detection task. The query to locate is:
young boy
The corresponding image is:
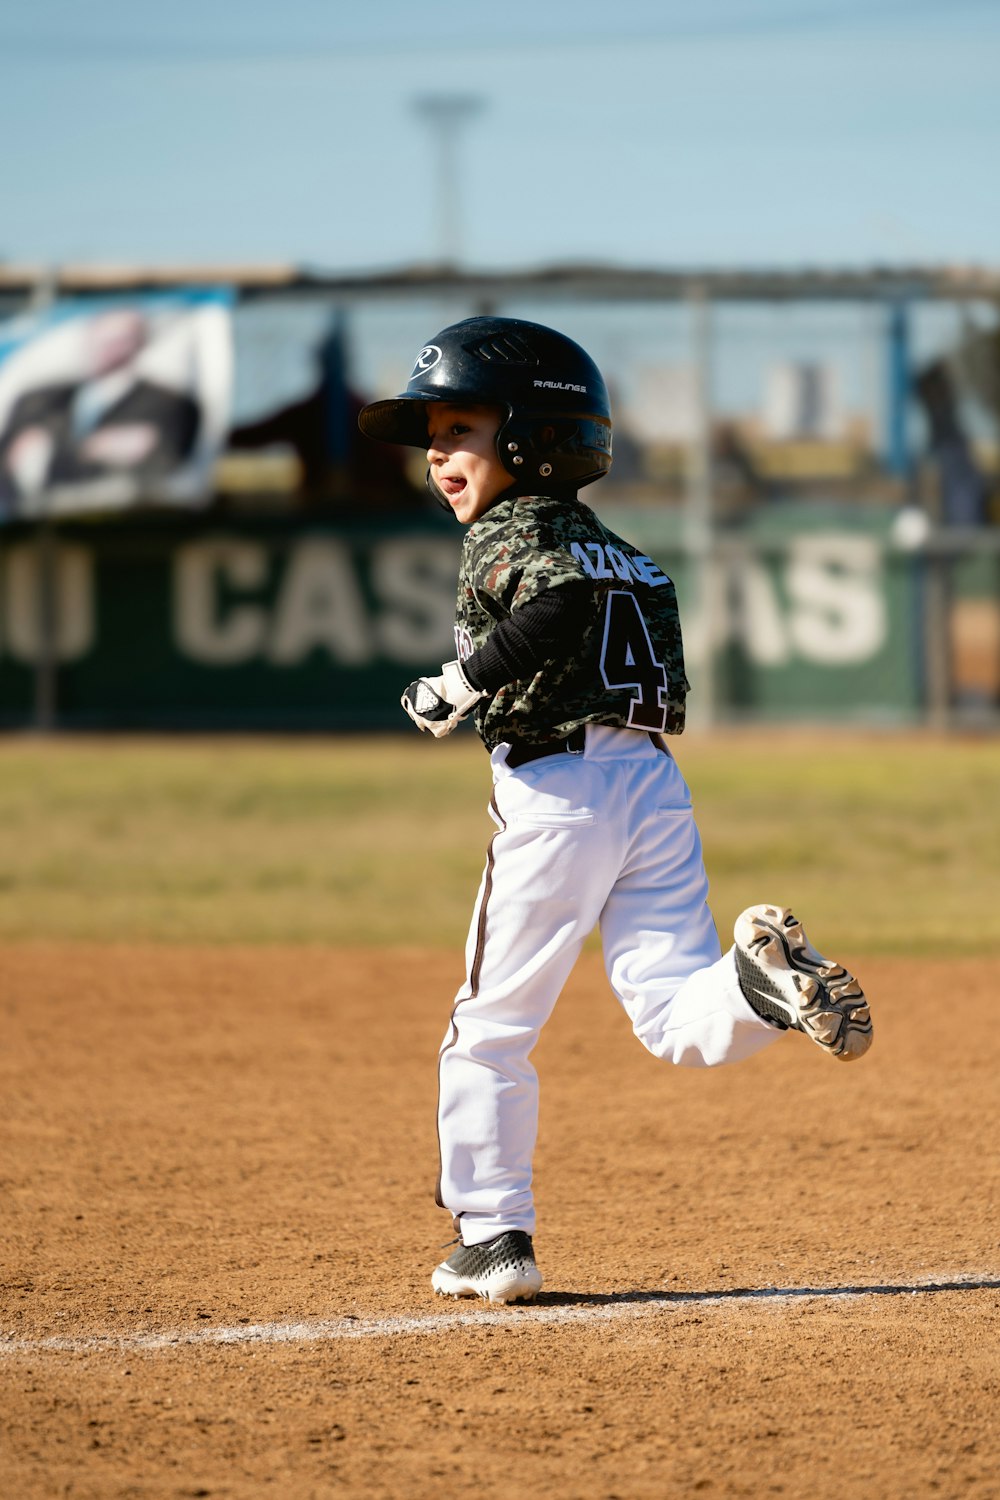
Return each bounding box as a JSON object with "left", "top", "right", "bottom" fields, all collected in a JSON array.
[{"left": 359, "top": 316, "right": 872, "bottom": 1306}]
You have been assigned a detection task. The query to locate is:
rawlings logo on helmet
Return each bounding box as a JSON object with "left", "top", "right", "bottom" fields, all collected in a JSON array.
[{"left": 409, "top": 345, "right": 443, "bottom": 379}]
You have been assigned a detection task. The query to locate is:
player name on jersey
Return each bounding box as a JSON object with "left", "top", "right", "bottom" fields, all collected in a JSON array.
[{"left": 569, "top": 540, "right": 673, "bottom": 589}]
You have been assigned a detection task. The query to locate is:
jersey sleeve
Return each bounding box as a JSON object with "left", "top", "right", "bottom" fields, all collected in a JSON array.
[{"left": 462, "top": 582, "right": 593, "bottom": 694}]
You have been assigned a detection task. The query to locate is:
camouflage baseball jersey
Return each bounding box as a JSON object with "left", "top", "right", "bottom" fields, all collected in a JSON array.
[{"left": 454, "top": 494, "right": 688, "bottom": 751}]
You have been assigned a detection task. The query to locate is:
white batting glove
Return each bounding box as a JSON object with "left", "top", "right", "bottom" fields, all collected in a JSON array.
[{"left": 401, "top": 659, "right": 485, "bottom": 738}]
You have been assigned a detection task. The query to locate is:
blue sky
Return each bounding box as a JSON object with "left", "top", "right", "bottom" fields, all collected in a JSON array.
[{"left": 1, "top": 0, "right": 998, "bottom": 273}]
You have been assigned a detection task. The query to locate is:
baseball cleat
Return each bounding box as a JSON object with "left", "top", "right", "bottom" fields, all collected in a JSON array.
[
  {"left": 734, "top": 904, "right": 872, "bottom": 1061},
  {"left": 431, "top": 1230, "right": 542, "bottom": 1305}
]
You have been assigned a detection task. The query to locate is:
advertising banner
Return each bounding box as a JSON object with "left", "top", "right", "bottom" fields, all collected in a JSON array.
[{"left": 0, "top": 291, "right": 233, "bottom": 521}]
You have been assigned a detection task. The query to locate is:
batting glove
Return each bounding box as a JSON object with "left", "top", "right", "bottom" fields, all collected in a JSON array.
[{"left": 401, "top": 659, "right": 485, "bottom": 738}]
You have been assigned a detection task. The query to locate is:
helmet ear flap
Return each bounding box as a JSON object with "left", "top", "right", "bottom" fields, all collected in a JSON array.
[
  {"left": 499, "top": 412, "right": 611, "bottom": 492},
  {"left": 495, "top": 411, "right": 531, "bottom": 486}
]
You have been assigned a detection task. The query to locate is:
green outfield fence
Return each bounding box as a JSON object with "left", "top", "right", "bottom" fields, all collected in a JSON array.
[{"left": 3, "top": 500, "right": 996, "bottom": 731}]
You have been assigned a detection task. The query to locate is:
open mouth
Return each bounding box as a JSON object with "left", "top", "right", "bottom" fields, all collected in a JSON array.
[{"left": 439, "top": 475, "right": 467, "bottom": 498}]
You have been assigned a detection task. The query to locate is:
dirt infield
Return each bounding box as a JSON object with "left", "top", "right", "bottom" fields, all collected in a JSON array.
[{"left": 2, "top": 944, "right": 998, "bottom": 1498}]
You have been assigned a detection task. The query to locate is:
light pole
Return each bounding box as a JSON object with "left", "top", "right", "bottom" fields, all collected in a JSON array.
[{"left": 412, "top": 94, "right": 485, "bottom": 266}]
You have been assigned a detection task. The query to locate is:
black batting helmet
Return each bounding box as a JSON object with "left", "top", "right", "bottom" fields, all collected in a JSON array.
[{"left": 358, "top": 316, "right": 613, "bottom": 495}]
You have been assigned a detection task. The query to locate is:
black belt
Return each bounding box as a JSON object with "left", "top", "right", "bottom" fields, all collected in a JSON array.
[
  {"left": 505, "top": 726, "right": 587, "bottom": 769},
  {"left": 504, "top": 726, "right": 669, "bottom": 769}
]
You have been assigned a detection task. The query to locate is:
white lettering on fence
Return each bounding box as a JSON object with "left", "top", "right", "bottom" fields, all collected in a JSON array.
[
  {"left": 267, "top": 540, "right": 372, "bottom": 665},
  {"left": 171, "top": 533, "right": 887, "bottom": 673},
  {"left": 0, "top": 544, "right": 94, "bottom": 663},
  {"left": 174, "top": 539, "right": 269, "bottom": 663},
  {"left": 172, "top": 536, "right": 459, "bottom": 667},
  {"left": 370, "top": 539, "right": 459, "bottom": 662},
  {"left": 785, "top": 535, "right": 886, "bottom": 664},
  {"left": 686, "top": 533, "right": 888, "bottom": 668}
]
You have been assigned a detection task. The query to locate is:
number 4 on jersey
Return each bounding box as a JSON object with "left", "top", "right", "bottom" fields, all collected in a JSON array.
[{"left": 599, "top": 591, "right": 669, "bottom": 732}]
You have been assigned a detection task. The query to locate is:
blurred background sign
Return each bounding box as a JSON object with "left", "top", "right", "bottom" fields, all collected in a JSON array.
[
  {"left": 0, "top": 290, "right": 233, "bottom": 521},
  {"left": 0, "top": 506, "right": 922, "bottom": 731}
]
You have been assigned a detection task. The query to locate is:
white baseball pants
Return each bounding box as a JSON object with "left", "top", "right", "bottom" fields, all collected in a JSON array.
[{"left": 437, "top": 724, "right": 779, "bottom": 1244}]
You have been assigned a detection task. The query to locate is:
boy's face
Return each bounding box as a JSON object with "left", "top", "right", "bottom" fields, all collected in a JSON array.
[{"left": 426, "top": 403, "right": 510, "bottom": 524}]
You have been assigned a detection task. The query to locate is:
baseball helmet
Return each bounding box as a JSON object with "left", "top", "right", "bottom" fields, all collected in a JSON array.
[{"left": 357, "top": 316, "right": 613, "bottom": 495}]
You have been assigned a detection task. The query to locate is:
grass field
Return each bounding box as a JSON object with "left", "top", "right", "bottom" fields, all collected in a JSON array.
[{"left": 2, "top": 728, "right": 998, "bottom": 954}]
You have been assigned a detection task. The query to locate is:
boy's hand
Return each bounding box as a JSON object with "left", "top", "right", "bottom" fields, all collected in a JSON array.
[{"left": 401, "top": 660, "right": 485, "bottom": 738}]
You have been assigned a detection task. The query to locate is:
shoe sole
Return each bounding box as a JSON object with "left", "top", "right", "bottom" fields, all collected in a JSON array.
[
  {"left": 734, "top": 905, "right": 872, "bottom": 1061},
  {"left": 431, "top": 1263, "right": 543, "bottom": 1306}
]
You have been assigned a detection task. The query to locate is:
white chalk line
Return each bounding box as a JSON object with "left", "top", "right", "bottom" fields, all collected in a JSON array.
[{"left": 2, "top": 1275, "right": 997, "bottom": 1359}]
